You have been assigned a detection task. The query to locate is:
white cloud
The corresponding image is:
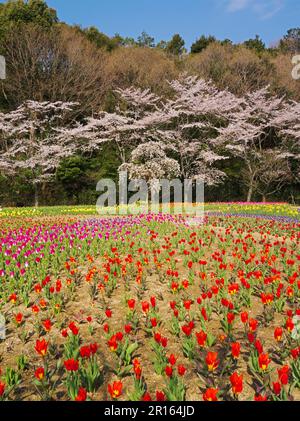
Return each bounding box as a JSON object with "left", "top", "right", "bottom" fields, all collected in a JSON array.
[
  {"left": 225, "top": 0, "right": 284, "bottom": 19},
  {"left": 253, "top": 0, "right": 284, "bottom": 19},
  {"left": 227, "top": 0, "right": 250, "bottom": 12}
]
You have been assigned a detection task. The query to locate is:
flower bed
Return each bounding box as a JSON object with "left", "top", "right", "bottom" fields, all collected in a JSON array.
[{"left": 0, "top": 213, "right": 299, "bottom": 401}]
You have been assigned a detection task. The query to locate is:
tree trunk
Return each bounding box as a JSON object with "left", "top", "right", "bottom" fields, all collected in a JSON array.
[
  {"left": 34, "top": 184, "right": 39, "bottom": 207},
  {"left": 247, "top": 184, "right": 253, "bottom": 203},
  {"left": 262, "top": 195, "right": 267, "bottom": 203}
]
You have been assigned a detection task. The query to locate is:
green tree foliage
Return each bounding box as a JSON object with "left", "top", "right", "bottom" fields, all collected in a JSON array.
[
  {"left": 244, "top": 35, "right": 266, "bottom": 53},
  {"left": 280, "top": 28, "right": 300, "bottom": 53},
  {"left": 166, "top": 34, "right": 186, "bottom": 56},
  {"left": 191, "top": 35, "right": 216, "bottom": 54},
  {"left": 121, "top": 36, "right": 137, "bottom": 47},
  {"left": 0, "top": 0, "right": 57, "bottom": 28},
  {"left": 220, "top": 39, "right": 233, "bottom": 46},
  {"left": 156, "top": 40, "right": 167, "bottom": 50},
  {"left": 137, "top": 31, "right": 155, "bottom": 48},
  {"left": 56, "top": 156, "right": 89, "bottom": 203},
  {"left": 56, "top": 147, "right": 119, "bottom": 205},
  {"left": 0, "top": 0, "right": 57, "bottom": 46},
  {"left": 81, "top": 26, "right": 122, "bottom": 51},
  {"left": 191, "top": 36, "right": 233, "bottom": 54}
]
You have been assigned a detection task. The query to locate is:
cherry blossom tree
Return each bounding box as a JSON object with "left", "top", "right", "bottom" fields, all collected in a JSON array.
[
  {"left": 56, "top": 112, "right": 136, "bottom": 164},
  {"left": 0, "top": 100, "right": 77, "bottom": 206},
  {"left": 215, "top": 87, "right": 300, "bottom": 202},
  {"left": 54, "top": 76, "right": 300, "bottom": 202},
  {"left": 157, "top": 77, "right": 237, "bottom": 182},
  {"left": 117, "top": 76, "right": 244, "bottom": 188},
  {"left": 61, "top": 75, "right": 242, "bottom": 187},
  {"left": 119, "top": 141, "right": 181, "bottom": 188}
]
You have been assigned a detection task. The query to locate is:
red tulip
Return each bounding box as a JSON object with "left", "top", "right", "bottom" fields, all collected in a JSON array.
[
  {"left": 75, "top": 387, "right": 87, "bottom": 401},
  {"left": 68, "top": 322, "right": 79, "bottom": 335},
  {"left": 151, "top": 318, "right": 158, "bottom": 328},
  {"left": 34, "top": 284, "right": 42, "bottom": 293},
  {"left": 150, "top": 296, "right": 156, "bottom": 308},
  {"left": 205, "top": 352, "right": 219, "bottom": 372},
  {"left": 203, "top": 388, "right": 218, "bottom": 401},
  {"left": 227, "top": 312, "right": 235, "bottom": 324},
  {"left": 80, "top": 346, "right": 91, "bottom": 359},
  {"left": 201, "top": 307, "right": 208, "bottom": 321},
  {"left": 32, "top": 305, "right": 40, "bottom": 314},
  {"left": 127, "top": 299, "right": 136, "bottom": 310},
  {"left": 286, "top": 318, "right": 294, "bottom": 332},
  {"left": 222, "top": 298, "right": 229, "bottom": 307},
  {"left": 115, "top": 332, "right": 123, "bottom": 341},
  {"left": 0, "top": 382, "right": 5, "bottom": 397},
  {"left": 161, "top": 337, "right": 168, "bottom": 348},
  {"left": 61, "top": 329, "right": 68, "bottom": 338},
  {"left": 35, "top": 339, "right": 48, "bottom": 357},
  {"left": 291, "top": 348, "right": 300, "bottom": 359},
  {"left": 255, "top": 339, "right": 263, "bottom": 354},
  {"left": 168, "top": 354, "right": 177, "bottom": 366},
  {"left": 170, "top": 301, "right": 176, "bottom": 309},
  {"left": 273, "top": 382, "right": 281, "bottom": 395},
  {"left": 64, "top": 359, "right": 79, "bottom": 371},
  {"left": 258, "top": 353, "right": 271, "bottom": 371},
  {"left": 105, "top": 309, "right": 112, "bottom": 318},
  {"left": 254, "top": 394, "right": 268, "bottom": 401},
  {"left": 125, "top": 324, "right": 132, "bottom": 334},
  {"left": 15, "top": 313, "right": 23, "bottom": 325},
  {"left": 196, "top": 330, "right": 207, "bottom": 347},
  {"left": 182, "top": 280, "right": 189, "bottom": 289},
  {"left": 90, "top": 343, "right": 98, "bottom": 355},
  {"left": 108, "top": 381, "right": 123, "bottom": 399},
  {"left": 133, "top": 359, "right": 142, "bottom": 380},
  {"left": 231, "top": 342, "right": 241, "bottom": 359},
  {"left": 274, "top": 327, "right": 283, "bottom": 342},
  {"left": 171, "top": 282, "right": 179, "bottom": 292},
  {"left": 278, "top": 365, "right": 290, "bottom": 385},
  {"left": 228, "top": 283, "right": 239, "bottom": 295},
  {"left": 249, "top": 318, "right": 258, "bottom": 332},
  {"left": 165, "top": 365, "right": 173, "bottom": 377},
  {"left": 43, "top": 319, "right": 52, "bottom": 332},
  {"left": 142, "top": 392, "right": 152, "bottom": 401},
  {"left": 9, "top": 293, "right": 17, "bottom": 304},
  {"left": 177, "top": 365, "right": 186, "bottom": 376},
  {"left": 261, "top": 293, "right": 274, "bottom": 305},
  {"left": 156, "top": 391, "right": 166, "bottom": 401},
  {"left": 35, "top": 367, "right": 45, "bottom": 381},
  {"left": 182, "top": 324, "right": 193, "bottom": 336},
  {"left": 230, "top": 372, "right": 243, "bottom": 395},
  {"left": 184, "top": 300, "right": 192, "bottom": 310},
  {"left": 108, "top": 335, "right": 118, "bottom": 352},
  {"left": 142, "top": 301, "right": 150, "bottom": 313}
]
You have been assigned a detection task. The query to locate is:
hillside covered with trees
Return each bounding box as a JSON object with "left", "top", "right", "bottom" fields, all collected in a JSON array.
[{"left": 0, "top": 0, "right": 299, "bottom": 206}]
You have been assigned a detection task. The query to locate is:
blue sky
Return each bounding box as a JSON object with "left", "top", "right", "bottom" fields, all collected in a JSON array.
[{"left": 45, "top": 0, "right": 300, "bottom": 48}]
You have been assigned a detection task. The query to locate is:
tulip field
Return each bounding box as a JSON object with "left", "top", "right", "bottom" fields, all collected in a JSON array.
[{"left": 0, "top": 204, "right": 300, "bottom": 401}]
